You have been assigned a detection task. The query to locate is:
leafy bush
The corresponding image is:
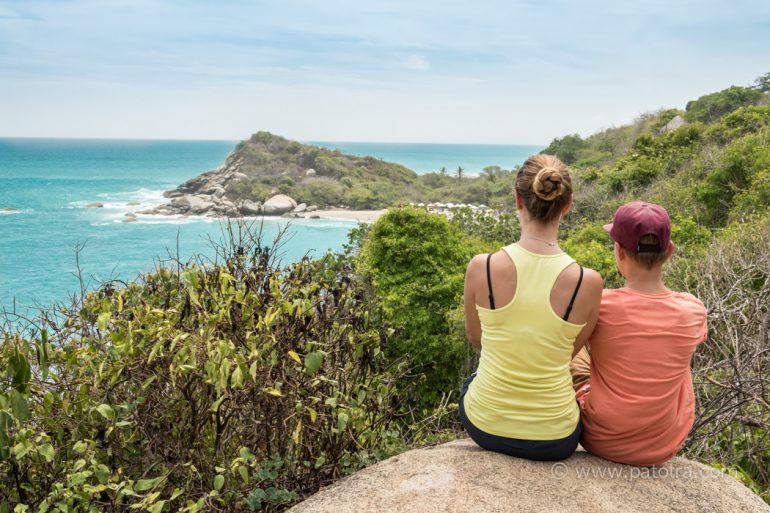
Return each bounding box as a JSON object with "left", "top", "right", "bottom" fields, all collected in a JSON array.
[
  {"left": 685, "top": 86, "right": 765, "bottom": 123},
  {"left": 0, "top": 223, "right": 410, "bottom": 513},
  {"left": 359, "top": 207, "right": 481, "bottom": 407},
  {"left": 540, "top": 134, "right": 586, "bottom": 165},
  {"left": 696, "top": 131, "right": 770, "bottom": 224}
]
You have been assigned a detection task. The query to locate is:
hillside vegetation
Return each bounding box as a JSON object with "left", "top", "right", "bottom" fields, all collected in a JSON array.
[
  {"left": 220, "top": 132, "right": 520, "bottom": 209},
  {"left": 2, "top": 74, "right": 770, "bottom": 512}
]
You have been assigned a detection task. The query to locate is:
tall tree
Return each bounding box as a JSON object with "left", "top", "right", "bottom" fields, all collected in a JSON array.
[{"left": 456, "top": 166, "right": 464, "bottom": 180}]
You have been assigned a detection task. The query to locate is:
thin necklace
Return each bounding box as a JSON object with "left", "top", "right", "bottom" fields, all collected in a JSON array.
[{"left": 520, "top": 236, "right": 558, "bottom": 247}]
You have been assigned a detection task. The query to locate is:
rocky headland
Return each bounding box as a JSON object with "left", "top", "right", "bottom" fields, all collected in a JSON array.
[{"left": 139, "top": 131, "right": 502, "bottom": 221}]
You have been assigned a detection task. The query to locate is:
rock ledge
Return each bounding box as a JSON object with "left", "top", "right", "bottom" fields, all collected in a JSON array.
[{"left": 288, "top": 439, "right": 769, "bottom": 513}]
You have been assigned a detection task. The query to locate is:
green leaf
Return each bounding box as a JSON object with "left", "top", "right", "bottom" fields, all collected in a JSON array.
[
  {"left": 231, "top": 365, "right": 243, "bottom": 389},
  {"left": 8, "top": 351, "right": 31, "bottom": 394},
  {"left": 38, "top": 443, "right": 54, "bottom": 463},
  {"left": 287, "top": 350, "right": 301, "bottom": 364},
  {"left": 135, "top": 477, "right": 163, "bottom": 492},
  {"left": 238, "top": 465, "right": 249, "bottom": 484},
  {"left": 304, "top": 351, "right": 323, "bottom": 376},
  {"left": 213, "top": 474, "right": 224, "bottom": 492},
  {"left": 147, "top": 500, "right": 166, "bottom": 513},
  {"left": 97, "top": 312, "right": 112, "bottom": 332},
  {"left": 306, "top": 407, "right": 318, "bottom": 423},
  {"left": 9, "top": 390, "right": 28, "bottom": 423},
  {"left": 210, "top": 395, "right": 225, "bottom": 413},
  {"left": 239, "top": 446, "right": 255, "bottom": 462},
  {"left": 337, "top": 412, "right": 349, "bottom": 431},
  {"left": 95, "top": 404, "right": 114, "bottom": 420}
]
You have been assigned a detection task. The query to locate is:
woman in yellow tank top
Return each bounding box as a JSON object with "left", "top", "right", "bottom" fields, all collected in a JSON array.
[{"left": 461, "top": 155, "right": 603, "bottom": 461}]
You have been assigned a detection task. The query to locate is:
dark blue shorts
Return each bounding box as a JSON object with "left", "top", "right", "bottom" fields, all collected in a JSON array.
[{"left": 458, "top": 373, "right": 582, "bottom": 461}]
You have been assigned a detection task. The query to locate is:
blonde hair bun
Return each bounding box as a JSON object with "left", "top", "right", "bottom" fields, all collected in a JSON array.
[{"left": 533, "top": 167, "right": 565, "bottom": 201}]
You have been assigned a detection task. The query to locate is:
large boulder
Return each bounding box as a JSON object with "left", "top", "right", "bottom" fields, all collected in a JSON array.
[
  {"left": 240, "top": 200, "right": 263, "bottom": 215},
  {"left": 661, "top": 115, "right": 687, "bottom": 133},
  {"left": 288, "top": 439, "right": 769, "bottom": 513},
  {"left": 262, "top": 194, "right": 297, "bottom": 215},
  {"left": 187, "top": 196, "right": 215, "bottom": 215}
]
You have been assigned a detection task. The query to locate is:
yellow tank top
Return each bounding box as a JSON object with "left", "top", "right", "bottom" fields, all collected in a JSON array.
[{"left": 463, "top": 243, "right": 585, "bottom": 440}]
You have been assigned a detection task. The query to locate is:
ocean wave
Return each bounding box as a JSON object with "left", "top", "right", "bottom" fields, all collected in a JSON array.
[
  {"left": 98, "top": 187, "right": 169, "bottom": 203},
  {"left": 71, "top": 188, "right": 169, "bottom": 211}
]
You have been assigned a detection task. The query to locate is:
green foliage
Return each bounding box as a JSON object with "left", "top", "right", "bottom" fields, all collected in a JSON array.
[
  {"left": 561, "top": 223, "right": 621, "bottom": 288},
  {"left": 754, "top": 72, "right": 770, "bottom": 93},
  {"left": 696, "top": 130, "right": 770, "bottom": 224},
  {"left": 669, "top": 217, "right": 770, "bottom": 501},
  {"left": 541, "top": 134, "right": 586, "bottom": 165},
  {"left": 685, "top": 86, "right": 765, "bottom": 123},
  {"left": 222, "top": 132, "right": 524, "bottom": 210},
  {"left": 360, "top": 207, "right": 481, "bottom": 406},
  {"left": 449, "top": 208, "right": 519, "bottom": 248},
  {"left": 0, "top": 224, "right": 413, "bottom": 512}
]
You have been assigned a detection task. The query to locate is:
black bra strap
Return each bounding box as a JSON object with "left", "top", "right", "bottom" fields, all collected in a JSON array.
[
  {"left": 486, "top": 253, "right": 496, "bottom": 310},
  {"left": 563, "top": 265, "right": 583, "bottom": 321}
]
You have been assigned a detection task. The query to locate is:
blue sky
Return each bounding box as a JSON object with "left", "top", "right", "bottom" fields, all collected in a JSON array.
[{"left": 1, "top": 0, "right": 769, "bottom": 143}]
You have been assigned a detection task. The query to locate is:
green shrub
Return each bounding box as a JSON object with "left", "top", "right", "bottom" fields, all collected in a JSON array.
[
  {"left": 696, "top": 131, "right": 770, "bottom": 224},
  {"left": 685, "top": 86, "right": 764, "bottom": 123},
  {"left": 0, "top": 224, "right": 409, "bottom": 513},
  {"left": 359, "top": 207, "right": 481, "bottom": 407}
]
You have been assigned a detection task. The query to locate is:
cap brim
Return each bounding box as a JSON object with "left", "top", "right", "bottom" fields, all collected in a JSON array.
[{"left": 603, "top": 223, "right": 613, "bottom": 233}]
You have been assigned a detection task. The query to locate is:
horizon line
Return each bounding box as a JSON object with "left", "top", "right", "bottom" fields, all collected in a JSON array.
[{"left": 0, "top": 135, "right": 547, "bottom": 147}]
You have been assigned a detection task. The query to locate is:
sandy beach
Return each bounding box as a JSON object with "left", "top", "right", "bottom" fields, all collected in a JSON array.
[{"left": 307, "top": 209, "right": 386, "bottom": 223}]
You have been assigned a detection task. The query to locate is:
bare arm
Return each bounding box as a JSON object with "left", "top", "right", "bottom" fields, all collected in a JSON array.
[
  {"left": 463, "top": 254, "right": 485, "bottom": 348},
  {"left": 571, "top": 269, "right": 604, "bottom": 358}
]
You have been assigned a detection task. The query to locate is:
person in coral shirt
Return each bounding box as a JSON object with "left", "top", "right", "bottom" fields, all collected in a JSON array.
[{"left": 571, "top": 201, "right": 708, "bottom": 466}]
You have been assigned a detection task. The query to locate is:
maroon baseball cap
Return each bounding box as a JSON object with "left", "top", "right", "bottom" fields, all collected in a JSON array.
[{"left": 603, "top": 201, "right": 671, "bottom": 253}]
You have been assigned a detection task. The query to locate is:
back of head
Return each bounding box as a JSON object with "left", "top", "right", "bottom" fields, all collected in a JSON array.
[
  {"left": 625, "top": 235, "right": 669, "bottom": 269},
  {"left": 604, "top": 201, "right": 672, "bottom": 270},
  {"left": 515, "top": 155, "right": 572, "bottom": 222}
]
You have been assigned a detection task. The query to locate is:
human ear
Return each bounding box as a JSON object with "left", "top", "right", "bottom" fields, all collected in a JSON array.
[
  {"left": 514, "top": 189, "right": 524, "bottom": 210},
  {"left": 614, "top": 242, "right": 625, "bottom": 261},
  {"left": 666, "top": 242, "right": 676, "bottom": 260}
]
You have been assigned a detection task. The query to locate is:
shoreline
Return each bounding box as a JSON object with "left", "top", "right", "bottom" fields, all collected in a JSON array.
[{"left": 307, "top": 209, "right": 385, "bottom": 223}]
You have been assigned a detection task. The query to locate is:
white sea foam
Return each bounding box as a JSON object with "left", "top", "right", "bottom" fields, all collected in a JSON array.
[
  {"left": 72, "top": 188, "right": 168, "bottom": 210},
  {"left": 0, "top": 207, "right": 34, "bottom": 216}
]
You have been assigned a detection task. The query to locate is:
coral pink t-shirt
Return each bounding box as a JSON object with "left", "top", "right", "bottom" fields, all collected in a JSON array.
[{"left": 579, "top": 288, "right": 708, "bottom": 466}]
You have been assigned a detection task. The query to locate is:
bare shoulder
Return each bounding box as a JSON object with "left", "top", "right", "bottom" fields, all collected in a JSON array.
[
  {"left": 581, "top": 267, "right": 604, "bottom": 291},
  {"left": 465, "top": 253, "right": 489, "bottom": 281},
  {"left": 574, "top": 266, "right": 603, "bottom": 302},
  {"left": 466, "top": 253, "right": 487, "bottom": 272}
]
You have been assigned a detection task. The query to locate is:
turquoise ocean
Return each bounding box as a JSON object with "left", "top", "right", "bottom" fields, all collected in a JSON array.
[{"left": 0, "top": 138, "right": 541, "bottom": 318}]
